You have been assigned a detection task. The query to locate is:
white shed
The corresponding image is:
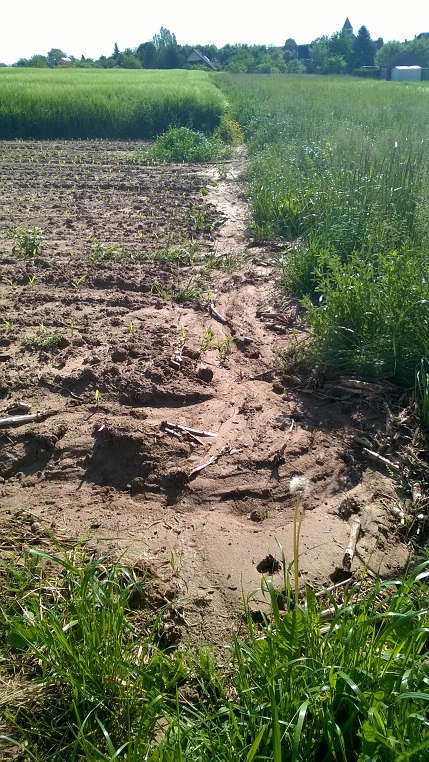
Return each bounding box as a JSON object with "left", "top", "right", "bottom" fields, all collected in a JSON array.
[{"left": 391, "top": 65, "right": 422, "bottom": 82}]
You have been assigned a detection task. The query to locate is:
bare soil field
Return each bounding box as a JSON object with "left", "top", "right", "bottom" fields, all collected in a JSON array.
[{"left": 0, "top": 141, "right": 412, "bottom": 644}]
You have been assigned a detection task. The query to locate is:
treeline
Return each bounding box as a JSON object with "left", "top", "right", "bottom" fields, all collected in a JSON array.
[
  {"left": 307, "top": 27, "right": 429, "bottom": 75},
  {"left": 6, "top": 25, "right": 429, "bottom": 75}
]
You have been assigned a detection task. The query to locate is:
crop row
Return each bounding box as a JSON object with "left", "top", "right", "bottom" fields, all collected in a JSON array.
[{"left": 0, "top": 69, "right": 226, "bottom": 139}]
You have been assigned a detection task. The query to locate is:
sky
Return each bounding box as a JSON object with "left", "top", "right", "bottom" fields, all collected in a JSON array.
[{"left": 2, "top": 1, "right": 429, "bottom": 64}]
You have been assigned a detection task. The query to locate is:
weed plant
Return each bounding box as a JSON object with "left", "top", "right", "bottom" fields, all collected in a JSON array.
[
  {"left": 88, "top": 241, "right": 119, "bottom": 265},
  {"left": 23, "top": 325, "right": 63, "bottom": 352},
  {"left": 217, "top": 74, "right": 429, "bottom": 391},
  {"left": 2, "top": 548, "right": 429, "bottom": 761},
  {"left": 7, "top": 227, "right": 43, "bottom": 257},
  {"left": 151, "top": 278, "right": 203, "bottom": 303},
  {"left": 144, "top": 126, "right": 231, "bottom": 163}
]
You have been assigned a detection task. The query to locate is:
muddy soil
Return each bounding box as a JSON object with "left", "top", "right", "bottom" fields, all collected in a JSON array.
[{"left": 0, "top": 141, "right": 411, "bottom": 645}]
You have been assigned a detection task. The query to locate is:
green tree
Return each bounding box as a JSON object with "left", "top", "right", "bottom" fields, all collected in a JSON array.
[
  {"left": 352, "top": 26, "right": 375, "bottom": 67},
  {"left": 136, "top": 41, "right": 157, "bottom": 67},
  {"left": 408, "top": 36, "right": 429, "bottom": 65},
  {"left": 151, "top": 27, "right": 182, "bottom": 68},
  {"left": 28, "top": 55, "right": 48, "bottom": 67},
  {"left": 310, "top": 30, "right": 354, "bottom": 74},
  {"left": 284, "top": 38, "right": 298, "bottom": 63},
  {"left": 374, "top": 40, "right": 404, "bottom": 65},
  {"left": 329, "top": 30, "right": 353, "bottom": 70},
  {"left": 309, "top": 36, "right": 330, "bottom": 73},
  {"left": 47, "top": 48, "right": 65, "bottom": 67},
  {"left": 117, "top": 49, "right": 142, "bottom": 69},
  {"left": 112, "top": 42, "right": 120, "bottom": 60},
  {"left": 285, "top": 58, "right": 306, "bottom": 73}
]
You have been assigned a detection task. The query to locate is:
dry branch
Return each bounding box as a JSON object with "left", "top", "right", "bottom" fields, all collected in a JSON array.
[
  {"left": 362, "top": 447, "right": 401, "bottom": 474},
  {"left": 188, "top": 444, "right": 228, "bottom": 479},
  {"left": 188, "top": 456, "right": 216, "bottom": 478},
  {"left": 343, "top": 519, "right": 361, "bottom": 571},
  {"left": 0, "top": 411, "right": 58, "bottom": 428},
  {"left": 209, "top": 303, "right": 228, "bottom": 324},
  {"left": 165, "top": 421, "right": 218, "bottom": 437}
]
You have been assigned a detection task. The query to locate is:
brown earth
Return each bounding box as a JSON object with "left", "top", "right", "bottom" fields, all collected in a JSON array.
[{"left": 0, "top": 140, "right": 412, "bottom": 645}]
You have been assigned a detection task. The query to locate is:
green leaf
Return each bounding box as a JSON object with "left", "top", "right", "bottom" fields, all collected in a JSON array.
[
  {"left": 277, "top": 609, "right": 306, "bottom": 657},
  {"left": 292, "top": 699, "right": 309, "bottom": 762},
  {"left": 6, "top": 623, "right": 36, "bottom": 650}
]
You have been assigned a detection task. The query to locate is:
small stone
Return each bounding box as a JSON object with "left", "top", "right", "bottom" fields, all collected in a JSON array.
[
  {"left": 197, "top": 366, "right": 214, "bottom": 383},
  {"left": 249, "top": 509, "right": 265, "bottom": 522},
  {"left": 182, "top": 346, "right": 200, "bottom": 360},
  {"left": 111, "top": 348, "right": 127, "bottom": 362},
  {"left": 256, "top": 554, "right": 281, "bottom": 574},
  {"left": 30, "top": 521, "right": 42, "bottom": 534}
]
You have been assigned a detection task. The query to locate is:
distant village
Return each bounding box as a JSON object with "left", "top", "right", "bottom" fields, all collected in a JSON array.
[{"left": 3, "top": 20, "right": 429, "bottom": 80}]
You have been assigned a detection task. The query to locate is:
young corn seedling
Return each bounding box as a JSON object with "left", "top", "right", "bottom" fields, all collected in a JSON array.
[
  {"left": 73, "top": 275, "right": 86, "bottom": 289},
  {"left": 200, "top": 325, "right": 214, "bottom": 354},
  {"left": 215, "top": 335, "right": 235, "bottom": 359}
]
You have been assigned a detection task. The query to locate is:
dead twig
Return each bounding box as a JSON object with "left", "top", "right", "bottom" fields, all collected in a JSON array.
[
  {"left": 209, "top": 303, "right": 228, "bottom": 325},
  {"left": 0, "top": 410, "right": 59, "bottom": 428},
  {"left": 164, "top": 421, "right": 218, "bottom": 438},
  {"left": 343, "top": 519, "right": 361, "bottom": 571},
  {"left": 188, "top": 456, "right": 216, "bottom": 479},
  {"left": 362, "top": 447, "right": 401, "bottom": 474},
  {"left": 188, "top": 444, "right": 229, "bottom": 479}
]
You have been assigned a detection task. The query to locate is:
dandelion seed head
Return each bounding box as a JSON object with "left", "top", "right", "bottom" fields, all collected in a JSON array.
[{"left": 289, "top": 475, "right": 310, "bottom": 498}]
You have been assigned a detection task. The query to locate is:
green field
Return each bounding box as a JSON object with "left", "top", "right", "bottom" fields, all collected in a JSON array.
[
  {"left": 0, "top": 68, "right": 226, "bottom": 138},
  {"left": 218, "top": 73, "right": 429, "bottom": 395}
]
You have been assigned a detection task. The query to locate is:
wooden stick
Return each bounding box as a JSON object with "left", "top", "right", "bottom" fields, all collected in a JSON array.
[
  {"left": 362, "top": 448, "right": 401, "bottom": 474},
  {"left": 412, "top": 482, "right": 423, "bottom": 503},
  {"left": 0, "top": 411, "right": 58, "bottom": 428},
  {"left": 164, "top": 427, "right": 183, "bottom": 439},
  {"left": 188, "top": 444, "right": 228, "bottom": 479},
  {"left": 165, "top": 422, "right": 218, "bottom": 437},
  {"left": 209, "top": 303, "right": 228, "bottom": 324},
  {"left": 188, "top": 456, "right": 216, "bottom": 478},
  {"left": 339, "top": 378, "right": 385, "bottom": 392},
  {"left": 390, "top": 504, "right": 406, "bottom": 526},
  {"left": 343, "top": 519, "right": 361, "bottom": 571},
  {"left": 314, "top": 577, "right": 354, "bottom": 598}
]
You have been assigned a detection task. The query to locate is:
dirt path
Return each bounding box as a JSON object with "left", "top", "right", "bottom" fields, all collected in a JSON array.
[{"left": 0, "top": 141, "right": 410, "bottom": 644}]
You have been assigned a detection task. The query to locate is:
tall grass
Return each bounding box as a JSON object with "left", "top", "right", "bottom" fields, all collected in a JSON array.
[
  {"left": 0, "top": 69, "right": 226, "bottom": 138},
  {"left": 218, "top": 74, "right": 429, "bottom": 386},
  {"left": 2, "top": 549, "right": 428, "bottom": 760}
]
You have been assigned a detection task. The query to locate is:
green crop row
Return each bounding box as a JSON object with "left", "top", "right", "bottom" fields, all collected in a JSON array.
[
  {"left": 0, "top": 69, "right": 226, "bottom": 139},
  {"left": 219, "top": 74, "right": 429, "bottom": 392}
]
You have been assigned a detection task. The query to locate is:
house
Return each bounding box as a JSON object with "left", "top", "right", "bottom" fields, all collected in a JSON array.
[
  {"left": 186, "top": 50, "right": 216, "bottom": 70},
  {"left": 391, "top": 65, "right": 422, "bottom": 81},
  {"left": 380, "top": 50, "right": 427, "bottom": 79}
]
